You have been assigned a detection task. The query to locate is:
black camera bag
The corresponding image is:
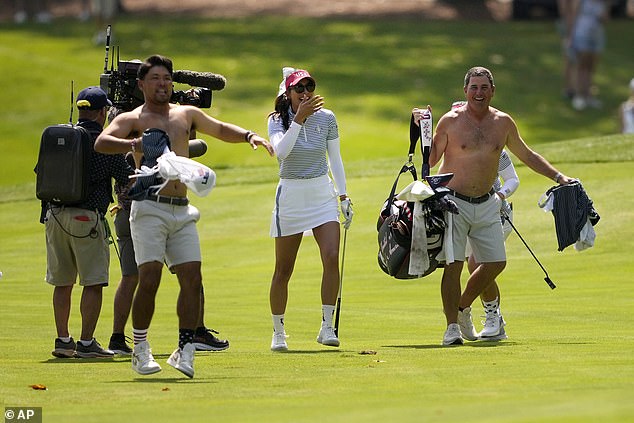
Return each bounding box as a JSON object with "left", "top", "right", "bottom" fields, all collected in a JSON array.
[{"left": 35, "top": 124, "right": 92, "bottom": 205}]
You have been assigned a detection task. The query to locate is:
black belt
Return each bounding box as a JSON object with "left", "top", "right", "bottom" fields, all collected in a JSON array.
[
  {"left": 146, "top": 193, "right": 189, "bottom": 206},
  {"left": 447, "top": 188, "right": 495, "bottom": 204}
]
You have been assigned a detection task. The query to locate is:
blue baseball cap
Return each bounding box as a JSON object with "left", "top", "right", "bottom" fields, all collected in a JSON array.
[{"left": 76, "top": 86, "right": 112, "bottom": 110}]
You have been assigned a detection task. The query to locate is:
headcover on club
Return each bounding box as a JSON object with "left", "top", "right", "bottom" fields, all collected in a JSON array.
[
  {"left": 425, "top": 173, "right": 454, "bottom": 191},
  {"left": 140, "top": 128, "right": 171, "bottom": 167},
  {"left": 128, "top": 128, "right": 172, "bottom": 200}
]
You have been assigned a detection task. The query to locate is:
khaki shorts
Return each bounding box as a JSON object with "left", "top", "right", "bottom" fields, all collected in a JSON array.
[
  {"left": 465, "top": 207, "right": 513, "bottom": 258},
  {"left": 446, "top": 194, "right": 506, "bottom": 263},
  {"left": 130, "top": 199, "right": 201, "bottom": 268},
  {"left": 45, "top": 207, "right": 109, "bottom": 287}
]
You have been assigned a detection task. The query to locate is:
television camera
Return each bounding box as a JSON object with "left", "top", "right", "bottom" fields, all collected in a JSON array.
[{"left": 98, "top": 26, "right": 226, "bottom": 112}]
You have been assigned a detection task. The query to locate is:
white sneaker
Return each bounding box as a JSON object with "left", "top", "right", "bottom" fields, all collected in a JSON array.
[
  {"left": 457, "top": 307, "right": 479, "bottom": 341},
  {"left": 479, "top": 309, "right": 505, "bottom": 338},
  {"left": 132, "top": 341, "right": 162, "bottom": 375},
  {"left": 167, "top": 343, "right": 195, "bottom": 378},
  {"left": 480, "top": 324, "right": 508, "bottom": 341},
  {"left": 316, "top": 326, "right": 340, "bottom": 347},
  {"left": 271, "top": 332, "right": 288, "bottom": 352},
  {"left": 442, "top": 323, "right": 464, "bottom": 346}
]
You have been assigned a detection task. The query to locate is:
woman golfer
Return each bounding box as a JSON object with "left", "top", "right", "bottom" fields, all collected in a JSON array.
[{"left": 267, "top": 67, "right": 353, "bottom": 351}]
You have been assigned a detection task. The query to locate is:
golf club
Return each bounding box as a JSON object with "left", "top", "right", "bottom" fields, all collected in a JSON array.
[
  {"left": 502, "top": 210, "right": 556, "bottom": 289},
  {"left": 334, "top": 227, "right": 347, "bottom": 337}
]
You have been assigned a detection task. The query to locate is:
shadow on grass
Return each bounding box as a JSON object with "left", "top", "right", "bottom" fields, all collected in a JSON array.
[
  {"left": 274, "top": 349, "right": 342, "bottom": 354},
  {"left": 42, "top": 357, "right": 117, "bottom": 364},
  {"left": 120, "top": 377, "right": 216, "bottom": 384},
  {"left": 383, "top": 341, "right": 517, "bottom": 349}
]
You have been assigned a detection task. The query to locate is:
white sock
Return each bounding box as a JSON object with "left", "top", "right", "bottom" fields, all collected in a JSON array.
[
  {"left": 79, "top": 339, "right": 93, "bottom": 346},
  {"left": 272, "top": 314, "right": 285, "bottom": 334},
  {"left": 322, "top": 305, "right": 335, "bottom": 328},
  {"left": 59, "top": 336, "right": 72, "bottom": 343},
  {"left": 133, "top": 328, "right": 148, "bottom": 345},
  {"left": 482, "top": 297, "right": 499, "bottom": 314}
]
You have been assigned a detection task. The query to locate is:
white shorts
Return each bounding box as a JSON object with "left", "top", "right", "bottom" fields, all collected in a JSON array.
[
  {"left": 444, "top": 193, "right": 506, "bottom": 263},
  {"left": 130, "top": 199, "right": 201, "bottom": 267},
  {"left": 466, "top": 207, "right": 513, "bottom": 258},
  {"left": 270, "top": 175, "right": 338, "bottom": 237}
]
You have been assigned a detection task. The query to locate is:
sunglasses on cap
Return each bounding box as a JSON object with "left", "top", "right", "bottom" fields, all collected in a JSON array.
[{"left": 290, "top": 81, "right": 316, "bottom": 94}]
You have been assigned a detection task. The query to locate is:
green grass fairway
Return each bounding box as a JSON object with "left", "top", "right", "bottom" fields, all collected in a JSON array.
[{"left": 1, "top": 13, "right": 633, "bottom": 423}]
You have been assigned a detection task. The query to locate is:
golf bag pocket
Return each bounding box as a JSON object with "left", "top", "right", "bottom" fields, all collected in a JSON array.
[
  {"left": 377, "top": 198, "right": 445, "bottom": 279},
  {"left": 377, "top": 199, "right": 418, "bottom": 279}
]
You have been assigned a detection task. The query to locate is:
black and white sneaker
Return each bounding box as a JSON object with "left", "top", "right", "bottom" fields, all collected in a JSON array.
[
  {"left": 192, "top": 327, "right": 229, "bottom": 351},
  {"left": 75, "top": 338, "right": 114, "bottom": 358},
  {"left": 109, "top": 333, "right": 133, "bottom": 355},
  {"left": 52, "top": 337, "right": 76, "bottom": 358}
]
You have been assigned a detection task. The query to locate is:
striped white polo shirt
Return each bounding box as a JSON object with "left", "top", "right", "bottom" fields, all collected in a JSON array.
[{"left": 268, "top": 107, "right": 339, "bottom": 179}]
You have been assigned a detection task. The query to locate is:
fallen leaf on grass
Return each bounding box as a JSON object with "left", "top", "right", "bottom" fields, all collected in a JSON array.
[
  {"left": 359, "top": 350, "right": 377, "bottom": 355},
  {"left": 29, "top": 384, "right": 47, "bottom": 390}
]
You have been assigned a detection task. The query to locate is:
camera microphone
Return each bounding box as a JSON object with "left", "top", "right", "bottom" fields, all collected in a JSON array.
[{"left": 173, "top": 70, "right": 226, "bottom": 91}]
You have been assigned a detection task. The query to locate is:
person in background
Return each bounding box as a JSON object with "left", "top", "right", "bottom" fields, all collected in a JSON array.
[
  {"left": 267, "top": 68, "right": 353, "bottom": 352},
  {"left": 13, "top": 0, "right": 51, "bottom": 24},
  {"left": 569, "top": 0, "right": 609, "bottom": 110},
  {"left": 79, "top": 0, "right": 120, "bottom": 44},
  {"left": 619, "top": 78, "right": 634, "bottom": 134},
  {"left": 557, "top": 0, "right": 577, "bottom": 100}
]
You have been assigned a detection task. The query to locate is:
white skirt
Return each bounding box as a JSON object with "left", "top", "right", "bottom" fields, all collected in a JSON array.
[{"left": 270, "top": 175, "right": 339, "bottom": 237}]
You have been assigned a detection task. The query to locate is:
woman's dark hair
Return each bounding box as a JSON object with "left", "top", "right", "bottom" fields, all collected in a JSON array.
[
  {"left": 269, "top": 93, "right": 292, "bottom": 130},
  {"left": 138, "top": 55, "right": 174, "bottom": 80}
]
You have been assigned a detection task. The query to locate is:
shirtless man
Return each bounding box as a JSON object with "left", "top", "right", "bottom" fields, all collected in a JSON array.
[
  {"left": 95, "top": 55, "right": 273, "bottom": 377},
  {"left": 413, "top": 66, "right": 575, "bottom": 346}
]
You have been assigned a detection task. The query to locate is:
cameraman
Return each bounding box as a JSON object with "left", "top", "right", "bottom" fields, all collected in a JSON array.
[
  {"left": 95, "top": 55, "right": 273, "bottom": 378},
  {"left": 46, "top": 86, "right": 134, "bottom": 359}
]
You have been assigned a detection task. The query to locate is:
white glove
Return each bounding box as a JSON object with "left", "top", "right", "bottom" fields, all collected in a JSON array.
[{"left": 340, "top": 198, "right": 354, "bottom": 230}]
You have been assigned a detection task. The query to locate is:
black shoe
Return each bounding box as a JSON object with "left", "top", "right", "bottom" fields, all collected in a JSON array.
[
  {"left": 108, "top": 333, "right": 133, "bottom": 355},
  {"left": 193, "top": 327, "right": 229, "bottom": 351},
  {"left": 52, "top": 337, "right": 76, "bottom": 358},
  {"left": 75, "top": 338, "right": 114, "bottom": 358}
]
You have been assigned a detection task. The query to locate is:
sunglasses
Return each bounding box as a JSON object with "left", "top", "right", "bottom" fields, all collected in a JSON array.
[{"left": 290, "top": 81, "right": 316, "bottom": 94}]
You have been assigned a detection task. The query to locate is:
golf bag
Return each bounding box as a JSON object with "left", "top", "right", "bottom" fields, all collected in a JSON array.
[
  {"left": 35, "top": 124, "right": 92, "bottom": 205},
  {"left": 376, "top": 164, "right": 449, "bottom": 279}
]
